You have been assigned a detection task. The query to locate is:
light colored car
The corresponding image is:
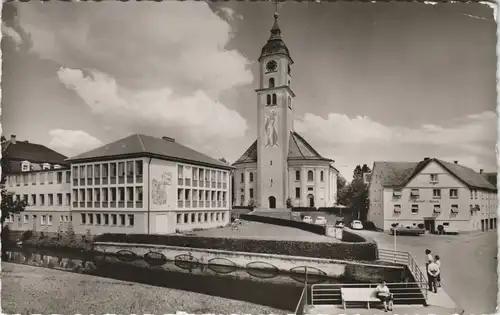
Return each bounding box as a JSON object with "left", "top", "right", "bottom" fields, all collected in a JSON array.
[
  {"left": 350, "top": 220, "right": 364, "bottom": 230},
  {"left": 303, "top": 216, "right": 313, "bottom": 224},
  {"left": 314, "top": 216, "right": 327, "bottom": 225}
]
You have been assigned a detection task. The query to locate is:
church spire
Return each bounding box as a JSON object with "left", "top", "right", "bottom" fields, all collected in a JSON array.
[{"left": 258, "top": 0, "right": 292, "bottom": 63}]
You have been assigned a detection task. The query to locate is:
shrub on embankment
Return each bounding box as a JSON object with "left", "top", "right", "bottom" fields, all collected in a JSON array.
[{"left": 95, "top": 227, "right": 378, "bottom": 262}]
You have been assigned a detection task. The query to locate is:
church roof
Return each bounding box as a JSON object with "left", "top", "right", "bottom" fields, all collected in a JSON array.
[
  {"left": 258, "top": 13, "right": 292, "bottom": 62},
  {"left": 232, "top": 131, "right": 333, "bottom": 165}
]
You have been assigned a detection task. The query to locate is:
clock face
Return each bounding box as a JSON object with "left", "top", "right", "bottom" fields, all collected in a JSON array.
[{"left": 266, "top": 60, "right": 278, "bottom": 72}]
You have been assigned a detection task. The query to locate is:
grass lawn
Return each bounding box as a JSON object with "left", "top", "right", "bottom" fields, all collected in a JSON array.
[
  {"left": 2, "top": 263, "right": 286, "bottom": 314},
  {"left": 193, "top": 221, "right": 339, "bottom": 242}
]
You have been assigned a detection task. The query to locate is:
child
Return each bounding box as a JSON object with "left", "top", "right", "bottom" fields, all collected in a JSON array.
[{"left": 434, "top": 255, "right": 441, "bottom": 287}]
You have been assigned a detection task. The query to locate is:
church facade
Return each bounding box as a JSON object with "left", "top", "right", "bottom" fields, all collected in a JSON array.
[{"left": 233, "top": 12, "right": 339, "bottom": 210}]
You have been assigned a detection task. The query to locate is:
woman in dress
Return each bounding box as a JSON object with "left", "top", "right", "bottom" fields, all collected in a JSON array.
[{"left": 375, "top": 281, "right": 393, "bottom": 312}]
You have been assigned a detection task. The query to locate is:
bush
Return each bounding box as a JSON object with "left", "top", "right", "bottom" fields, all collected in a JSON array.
[
  {"left": 362, "top": 221, "right": 378, "bottom": 231},
  {"left": 22, "top": 235, "right": 93, "bottom": 253},
  {"left": 292, "top": 207, "right": 317, "bottom": 212},
  {"left": 240, "top": 213, "right": 326, "bottom": 235},
  {"left": 286, "top": 197, "right": 293, "bottom": 209},
  {"left": 21, "top": 230, "right": 34, "bottom": 241},
  {"left": 95, "top": 232, "right": 378, "bottom": 261}
]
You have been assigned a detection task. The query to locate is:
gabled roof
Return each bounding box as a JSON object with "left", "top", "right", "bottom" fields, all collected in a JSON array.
[
  {"left": 233, "top": 131, "right": 333, "bottom": 165},
  {"left": 373, "top": 158, "right": 496, "bottom": 192},
  {"left": 2, "top": 139, "right": 68, "bottom": 173},
  {"left": 66, "top": 134, "right": 233, "bottom": 170},
  {"left": 482, "top": 172, "right": 497, "bottom": 187}
]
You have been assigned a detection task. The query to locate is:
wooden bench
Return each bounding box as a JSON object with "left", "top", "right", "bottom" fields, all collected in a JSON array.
[{"left": 341, "top": 287, "right": 380, "bottom": 310}]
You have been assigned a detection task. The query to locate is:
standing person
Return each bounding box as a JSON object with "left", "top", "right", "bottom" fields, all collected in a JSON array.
[
  {"left": 427, "top": 260, "right": 440, "bottom": 293},
  {"left": 375, "top": 281, "right": 393, "bottom": 312},
  {"left": 434, "top": 255, "right": 441, "bottom": 287},
  {"left": 425, "top": 249, "right": 433, "bottom": 289}
]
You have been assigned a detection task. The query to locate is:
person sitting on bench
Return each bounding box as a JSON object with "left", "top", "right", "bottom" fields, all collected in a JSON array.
[{"left": 375, "top": 281, "right": 393, "bottom": 312}]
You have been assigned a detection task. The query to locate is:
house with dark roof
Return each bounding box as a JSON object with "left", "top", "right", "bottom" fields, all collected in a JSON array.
[
  {"left": 2, "top": 135, "right": 72, "bottom": 232},
  {"left": 232, "top": 11, "right": 339, "bottom": 209},
  {"left": 65, "top": 134, "right": 233, "bottom": 235},
  {"left": 367, "top": 157, "right": 497, "bottom": 232}
]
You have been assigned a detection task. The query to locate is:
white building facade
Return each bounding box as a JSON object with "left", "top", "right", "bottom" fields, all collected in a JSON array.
[{"left": 368, "top": 158, "right": 497, "bottom": 232}]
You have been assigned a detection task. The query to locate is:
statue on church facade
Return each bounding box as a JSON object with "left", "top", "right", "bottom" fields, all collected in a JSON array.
[{"left": 265, "top": 110, "right": 279, "bottom": 147}]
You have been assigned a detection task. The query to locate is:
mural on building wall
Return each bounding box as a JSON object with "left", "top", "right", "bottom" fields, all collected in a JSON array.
[
  {"left": 265, "top": 110, "right": 279, "bottom": 148},
  {"left": 152, "top": 172, "right": 172, "bottom": 205}
]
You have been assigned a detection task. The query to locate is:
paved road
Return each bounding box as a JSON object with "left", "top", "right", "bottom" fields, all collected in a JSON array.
[{"left": 355, "top": 229, "right": 498, "bottom": 315}]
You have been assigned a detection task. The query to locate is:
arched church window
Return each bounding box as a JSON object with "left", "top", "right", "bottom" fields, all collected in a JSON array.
[
  {"left": 266, "top": 94, "right": 271, "bottom": 105},
  {"left": 307, "top": 170, "right": 314, "bottom": 182},
  {"left": 249, "top": 173, "right": 254, "bottom": 182},
  {"left": 269, "top": 78, "right": 275, "bottom": 88},
  {"left": 295, "top": 170, "right": 300, "bottom": 181},
  {"left": 320, "top": 171, "right": 324, "bottom": 182},
  {"left": 272, "top": 94, "right": 277, "bottom": 105},
  {"left": 241, "top": 173, "right": 244, "bottom": 183}
]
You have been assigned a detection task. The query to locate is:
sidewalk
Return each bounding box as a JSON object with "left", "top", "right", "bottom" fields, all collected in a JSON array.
[
  {"left": 306, "top": 304, "right": 463, "bottom": 315},
  {"left": 418, "top": 264, "right": 459, "bottom": 310}
]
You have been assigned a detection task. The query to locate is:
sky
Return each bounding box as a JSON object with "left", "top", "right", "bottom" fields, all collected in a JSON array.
[{"left": 1, "top": 1, "right": 497, "bottom": 180}]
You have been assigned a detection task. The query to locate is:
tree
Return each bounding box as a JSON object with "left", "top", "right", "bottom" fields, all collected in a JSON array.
[
  {"left": 337, "top": 175, "right": 347, "bottom": 192},
  {"left": 1, "top": 189, "right": 27, "bottom": 225},
  {"left": 337, "top": 165, "right": 370, "bottom": 220},
  {"left": 353, "top": 165, "right": 363, "bottom": 180}
]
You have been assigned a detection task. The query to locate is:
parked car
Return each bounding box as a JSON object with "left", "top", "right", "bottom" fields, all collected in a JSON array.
[
  {"left": 443, "top": 226, "right": 460, "bottom": 235},
  {"left": 302, "top": 216, "right": 313, "bottom": 224},
  {"left": 314, "top": 216, "right": 327, "bottom": 226},
  {"left": 390, "top": 224, "right": 425, "bottom": 236},
  {"left": 350, "top": 220, "right": 364, "bottom": 230},
  {"left": 335, "top": 219, "right": 345, "bottom": 228}
]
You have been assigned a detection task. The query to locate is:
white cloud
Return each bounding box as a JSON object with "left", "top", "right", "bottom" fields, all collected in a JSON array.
[
  {"left": 2, "top": 23, "right": 23, "bottom": 46},
  {"left": 49, "top": 129, "right": 103, "bottom": 156},
  {"left": 217, "top": 7, "right": 243, "bottom": 21},
  {"left": 296, "top": 111, "right": 497, "bottom": 178},
  {"left": 57, "top": 67, "right": 248, "bottom": 144}
]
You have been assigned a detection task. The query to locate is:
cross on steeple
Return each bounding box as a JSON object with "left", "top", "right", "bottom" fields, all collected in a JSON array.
[{"left": 274, "top": 0, "right": 280, "bottom": 17}]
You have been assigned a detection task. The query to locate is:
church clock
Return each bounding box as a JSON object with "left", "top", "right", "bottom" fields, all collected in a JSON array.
[{"left": 266, "top": 60, "right": 278, "bottom": 73}]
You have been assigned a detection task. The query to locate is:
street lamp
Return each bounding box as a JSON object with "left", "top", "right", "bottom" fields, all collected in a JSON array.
[{"left": 391, "top": 223, "right": 398, "bottom": 262}]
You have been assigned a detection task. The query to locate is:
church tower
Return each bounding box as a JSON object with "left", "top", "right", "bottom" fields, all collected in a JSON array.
[{"left": 256, "top": 7, "right": 295, "bottom": 209}]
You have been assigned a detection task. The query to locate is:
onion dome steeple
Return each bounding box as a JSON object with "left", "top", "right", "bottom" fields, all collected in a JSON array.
[{"left": 258, "top": 5, "right": 292, "bottom": 63}]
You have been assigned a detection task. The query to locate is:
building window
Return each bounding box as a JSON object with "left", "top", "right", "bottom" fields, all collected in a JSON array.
[
  {"left": 249, "top": 188, "right": 254, "bottom": 199},
  {"left": 433, "top": 204, "right": 441, "bottom": 214},
  {"left": 110, "top": 163, "right": 117, "bottom": 178},
  {"left": 295, "top": 187, "right": 300, "bottom": 199},
  {"left": 177, "top": 214, "right": 182, "bottom": 224},
  {"left": 103, "top": 214, "right": 109, "bottom": 225},
  {"left": 411, "top": 204, "right": 419, "bottom": 214},
  {"left": 272, "top": 93, "right": 277, "bottom": 105},
  {"left": 320, "top": 171, "right": 324, "bottom": 182},
  {"left": 394, "top": 205, "right": 401, "bottom": 213},
  {"left": 94, "top": 164, "right": 101, "bottom": 178},
  {"left": 128, "top": 214, "right": 134, "bottom": 226},
  {"left": 249, "top": 173, "right": 254, "bottom": 182},
  {"left": 451, "top": 205, "right": 459, "bottom": 214},
  {"left": 31, "top": 194, "right": 36, "bottom": 206},
  {"left": 48, "top": 194, "right": 54, "bottom": 206},
  {"left": 184, "top": 213, "right": 189, "bottom": 224},
  {"left": 240, "top": 195, "right": 244, "bottom": 206},
  {"left": 111, "top": 214, "right": 117, "bottom": 225},
  {"left": 269, "top": 78, "right": 275, "bottom": 88},
  {"left": 88, "top": 213, "right": 94, "bottom": 225},
  {"left": 432, "top": 189, "right": 441, "bottom": 199},
  {"left": 65, "top": 171, "right": 71, "bottom": 183},
  {"left": 450, "top": 189, "right": 458, "bottom": 199},
  {"left": 240, "top": 173, "right": 244, "bottom": 183},
  {"left": 119, "top": 214, "right": 126, "bottom": 226},
  {"left": 307, "top": 170, "right": 314, "bottom": 181},
  {"left": 23, "top": 215, "right": 29, "bottom": 224},
  {"left": 96, "top": 214, "right": 102, "bottom": 225},
  {"left": 57, "top": 193, "right": 63, "bottom": 206},
  {"left": 410, "top": 189, "right": 420, "bottom": 198},
  {"left": 393, "top": 189, "right": 402, "bottom": 198},
  {"left": 266, "top": 94, "right": 271, "bottom": 105},
  {"left": 56, "top": 172, "right": 63, "bottom": 184},
  {"left": 430, "top": 174, "right": 439, "bottom": 182},
  {"left": 81, "top": 213, "right": 86, "bottom": 224},
  {"left": 47, "top": 215, "right": 53, "bottom": 226},
  {"left": 191, "top": 213, "right": 196, "bottom": 223},
  {"left": 295, "top": 170, "right": 300, "bottom": 181},
  {"left": 102, "top": 164, "right": 109, "bottom": 178}
]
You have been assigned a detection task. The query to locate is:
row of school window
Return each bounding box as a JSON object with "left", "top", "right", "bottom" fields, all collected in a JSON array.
[
  {"left": 400, "top": 188, "right": 496, "bottom": 200},
  {"left": 80, "top": 213, "right": 134, "bottom": 227},
  {"left": 177, "top": 165, "right": 228, "bottom": 183},
  {"left": 15, "top": 193, "right": 71, "bottom": 207},
  {"left": 241, "top": 170, "right": 326, "bottom": 183},
  {"left": 6, "top": 214, "right": 73, "bottom": 225},
  {"left": 176, "top": 211, "right": 227, "bottom": 224},
  {"left": 394, "top": 204, "right": 460, "bottom": 215},
  {"left": 177, "top": 189, "right": 227, "bottom": 201},
  {"left": 73, "top": 187, "right": 143, "bottom": 203},
  {"left": 8, "top": 170, "right": 71, "bottom": 186}
]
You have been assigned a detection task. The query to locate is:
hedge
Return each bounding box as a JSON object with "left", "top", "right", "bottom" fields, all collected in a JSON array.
[
  {"left": 239, "top": 213, "right": 326, "bottom": 235},
  {"left": 95, "top": 233, "right": 377, "bottom": 261}
]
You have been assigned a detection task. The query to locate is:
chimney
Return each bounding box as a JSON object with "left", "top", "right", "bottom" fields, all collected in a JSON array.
[
  {"left": 454, "top": 161, "right": 458, "bottom": 164},
  {"left": 162, "top": 136, "right": 175, "bottom": 142},
  {"left": 10, "top": 134, "right": 16, "bottom": 144},
  {"left": 480, "top": 169, "right": 484, "bottom": 174},
  {"left": 424, "top": 157, "right": 430, "bottom": 161}
]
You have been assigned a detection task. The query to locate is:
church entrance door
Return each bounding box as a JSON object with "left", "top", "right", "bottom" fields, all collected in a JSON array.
[
  {"left": 307, "top": 194, "right": 315, "bottom": 207},
  {"left": 268, "top": 196, "right": 276, "bottom": 209}
]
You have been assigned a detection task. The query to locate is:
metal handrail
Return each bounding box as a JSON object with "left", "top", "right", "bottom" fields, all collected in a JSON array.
[
  {"left": 294, "top": 267, "right": 309, "bottom": 315},
  {"left": 311, "top": 282, "right": 428, "bottom": 306}
]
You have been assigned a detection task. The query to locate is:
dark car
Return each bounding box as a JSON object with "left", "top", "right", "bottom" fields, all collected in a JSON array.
[{"left": 390, "top": 224, "right": 425, "bottom": 236}]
